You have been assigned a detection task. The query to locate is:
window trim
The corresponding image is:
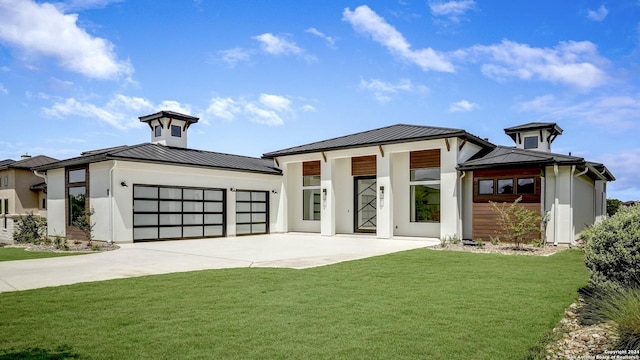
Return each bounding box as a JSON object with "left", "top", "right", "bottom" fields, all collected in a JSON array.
[
  {"left": 524, "top": 136, "right": 538, "bottom": 149},
  {"left": 302, "top": 161, "right": 321, "bottom": 221}
]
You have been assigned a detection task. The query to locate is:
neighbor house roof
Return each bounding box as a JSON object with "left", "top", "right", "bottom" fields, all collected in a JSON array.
[
  {"left": 33, "top": 143, "right": 282, "bottom": 175},
  {"left": 263, "top": 124, "right": 495, "bottom": 158},
  {"left": 0, "top": 155, "right": 59, "bottom": 170},
  {"left": 458, "top": 146, "right": 615, "bottom": 181}
]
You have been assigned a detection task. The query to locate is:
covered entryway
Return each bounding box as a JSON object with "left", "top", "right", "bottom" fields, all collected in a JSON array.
[
  {"left": 132, "top": 185, "right": 226, "bottom": 241},
  {"left": 354, "top": 176, "right": 376, "bottom": 233}
]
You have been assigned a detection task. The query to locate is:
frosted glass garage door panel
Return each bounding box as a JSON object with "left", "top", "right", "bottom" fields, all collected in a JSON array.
[
  {"left": 204, "top": 226, "right": 223, "bottom": 237},
  {"left": 134, "top": 228, "right": 158, "bottom": 240},
  {"left": 159, "top": 227, "right": 181, "bottom": 238}
]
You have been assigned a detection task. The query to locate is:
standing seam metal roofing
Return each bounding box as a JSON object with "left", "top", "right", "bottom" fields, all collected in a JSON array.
[
  {"left": 262, "top": 123, "right": 494, "bottom": 158},
  {"left": 458, "top": 146, "right": 587, "bottom": 170},
  {"left": 34, "top": 143, "right": 281, "bottom": 175}
]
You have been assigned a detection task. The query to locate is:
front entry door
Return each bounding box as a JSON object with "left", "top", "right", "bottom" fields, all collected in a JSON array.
[{"left": 354, "top": 176, "right": 376, "bottom": 233}]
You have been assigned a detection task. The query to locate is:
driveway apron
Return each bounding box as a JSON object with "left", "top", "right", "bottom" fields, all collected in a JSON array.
[{"left": 0, "top": 233, "right": 437, "bottom": 293}]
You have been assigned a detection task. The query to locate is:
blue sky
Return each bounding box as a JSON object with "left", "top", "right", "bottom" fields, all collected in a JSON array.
[{"left": 0, "top": 0, "right": 639, "bottom": 200}]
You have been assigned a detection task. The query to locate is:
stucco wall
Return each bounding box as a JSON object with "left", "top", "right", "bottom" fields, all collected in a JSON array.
[
  {"left": 46, "top": 168, "right": 66, "bottom": 238},
  {"left": 574, "top": 174, "right": 595, "bottom": 236}
]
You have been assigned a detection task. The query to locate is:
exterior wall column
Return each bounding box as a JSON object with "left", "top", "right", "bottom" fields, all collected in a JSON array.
[
  {"left": 440, "top": 141, "right": 459, "bottom": 239},
  {"left": 320, "top": 158, "right": 335, "bottom": 236},
  {"left": 376, "top": 153, "right": 393, "bottom": 239}
]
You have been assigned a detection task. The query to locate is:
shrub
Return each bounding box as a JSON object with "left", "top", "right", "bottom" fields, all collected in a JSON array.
[
  {"left": 490, "top": 236, "right": 500, "bottom": 245},
  {"left": 490, "top": 197, "right": 542, "bottom": 249},
  {"left": 12, "top": 213, "right": 47, "bottom": 244},
  {"left": 582, "top": 204, "right": 640, "bottom": 292},
  {"left": 53, "top": 235, "right": 69, "bottom": 250},
  {"left": 72, "top": 208, "right": 95, "bottom": 245},
  {"left": 439, "top": 237, "right": 447, "bottom": 247}
]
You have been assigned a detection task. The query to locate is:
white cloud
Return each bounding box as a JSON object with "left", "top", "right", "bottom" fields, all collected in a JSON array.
[
  {"left": 343, "top": 5, "right": 454, "bottom": 72},
  {"left": 0, "top": 83, "right": 7, "bottom": 94},
  {"left": 517, "top": 93, "right": 640, "bottom": 130},
  {"left": 449, "top": 100, "right": 478, "bottom": 112},
  {"left": 587, "top": 5, "right": 608, "bottom": 22},
  {"left": 217, "top": 47, "right": 254, "bottom": 67},
  {"left": 306, "top": 27, "right": 336, "bottom": 47},
  {"left": 360, "top": 78, "right": 426, "bottom": 103},
  {"left": 253, "top": 33, "right": 302, "bottom": 56},
  {"left": 206, "top": 93, "right": 298, "bottom": 126},
  {"left": 301, "top": 104, "right": 316, "bottom": 112},
  {"left": 0, "top": 0, "right": 132, "bottom": 79},
  {"left": 429, "top": 0, "right": 475, "bottom": 22},
  {"left": 43, "top": 94, "right": 193, "bottom": 129},
  {"left": 460, "top": 40, "right": 609, "bottom": 90}
]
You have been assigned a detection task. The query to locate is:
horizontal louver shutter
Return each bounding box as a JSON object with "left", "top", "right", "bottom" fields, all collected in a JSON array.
[
  {"left": 302, "top": 161, "right": 321, "bottom": 176},
  {"left": 352, "top": 155, "right": 377, "bottom": 176},
  {"left": 410, "top": 149, "right": 440, "bottom": 169}
]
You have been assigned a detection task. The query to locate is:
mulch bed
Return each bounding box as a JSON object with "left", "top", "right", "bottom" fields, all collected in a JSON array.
[
  {"left": 428, "top": 241, "right": 570, "bottom": 256},
  {"left": 4, "top": 240, "right": 119, "bottom": 253}
]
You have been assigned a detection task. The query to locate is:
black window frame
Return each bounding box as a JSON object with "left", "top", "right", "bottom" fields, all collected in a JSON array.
[{"left": 171, "top": 125, "right": 181, "bottom": 137}]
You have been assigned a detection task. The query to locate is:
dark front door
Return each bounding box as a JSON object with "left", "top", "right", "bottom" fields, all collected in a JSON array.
[{"left": 354, "top": 176, "right": 376, "bottom": 233}]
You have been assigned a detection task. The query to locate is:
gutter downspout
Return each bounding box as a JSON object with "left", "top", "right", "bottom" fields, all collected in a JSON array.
[
  {"left": 458, "top": 171, "right": 466, "bottom": 239},
  {"left": 108, "top": 161, "right": 117, "bottom": 244},
  {"left": 569, "top": 165, "right": 576, "bottom": 247},
  {"left": 553, "top": 164, "right": 559, "bottom": 246}
]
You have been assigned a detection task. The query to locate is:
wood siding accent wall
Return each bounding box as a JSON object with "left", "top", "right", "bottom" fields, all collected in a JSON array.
[
  {"left": 410, "top": 149, "right": 440, "bottom": 169},
  {"left": 472, "top": 202, "right": 541, "bottom": 241},
  {"left": 351, "top": 155, "right": 377, "bottom": 176},
  {"left": 302, "top": 161, "right": 321, "bottom": 176},
  {"left": 473, "top": 167, "right": 542, "bottom": 203}
]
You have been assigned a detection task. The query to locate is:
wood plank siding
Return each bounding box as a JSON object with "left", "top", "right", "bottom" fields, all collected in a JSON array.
[
  {"left": 302, "top": 161, "right": 321, "bottom": 176},
  {"left": 471, "top": 167, "right": 542, "bottom": 241},
  {"left": 410, "top": 149, "right": 440, "bottom": 169},
  {"left": 351, "top": 155, "right": 377, "bottom": 176}
]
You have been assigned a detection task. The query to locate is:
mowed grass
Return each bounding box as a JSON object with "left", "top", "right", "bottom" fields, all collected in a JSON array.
[
  {"left": 0, "top": 247, "right": 83, "bottom": 262},
  {"left": 0, "top": 249, "right": 587, "bottom": 359}
]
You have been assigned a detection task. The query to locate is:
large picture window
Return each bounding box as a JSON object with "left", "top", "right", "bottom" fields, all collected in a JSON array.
[
  {"left": 410, "top": 149, "right": 441, "bottom": 223},
  {"left": 302, "top": 161, "right": 321, "bottom": 221},
  {"left": 473, "top": 169, "right": 540, "bottom": 204}
]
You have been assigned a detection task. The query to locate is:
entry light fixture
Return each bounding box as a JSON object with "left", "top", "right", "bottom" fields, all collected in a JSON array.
[
  {"left": 229, "top": 187, "right": 236, "bottom": 192},
  {"left": 271, "top": 189, "right": 278, "bottom": 194},
  {"left": 322, "top": 188, "right": 327, "bottom": 200},
  {"left": 120, "top": 181, "right": 128, "bottom": 187},
  {"left": 379, "top": 185, "right": 385, "bottom": 199}
]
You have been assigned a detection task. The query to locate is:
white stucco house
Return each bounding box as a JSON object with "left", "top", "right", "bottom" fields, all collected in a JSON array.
[{"left": 33, "top": 111, "right": 614, "bottom": 245}]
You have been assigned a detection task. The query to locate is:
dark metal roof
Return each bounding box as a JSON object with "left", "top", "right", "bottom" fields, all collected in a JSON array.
[
  {"left": 458, "top": 146, "right": 584, "bottom": 170},
  {"left": 30, "top": 181, "right": 47, "bottom": 191},
  {"left": 0, "top": 159, "right": 14, "bottom": 167},
  {"left": 263, "top": 123, "right": 494, "bottom": 158},
  {"left": 138, "top": 110, "right": 199, "bottom": 124},
  {"left": 458, "top": 146, "right": 615, "bottom": 181},
  {"left": 33, "top": 143, "right": 281, "bottom": 175},
  {"left": 504, "top": 122, "right": 563, "bottom": 142},
  {"left": 0, "top": 155, "right": 59, "bottom": 170}
]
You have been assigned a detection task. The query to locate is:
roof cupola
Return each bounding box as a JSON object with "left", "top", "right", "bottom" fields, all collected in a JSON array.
[
  {"left": 139, "top": 111, "right": 199, "bottom": 148},
  {"left": 503, "top": 122, "right": 563, "bottom": 153}
]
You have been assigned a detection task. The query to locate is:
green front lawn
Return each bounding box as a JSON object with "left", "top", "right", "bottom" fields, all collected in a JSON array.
[
  {"left": 0, "top": 249, "right": 587, "bottom": 359},
  {"left": 0, "top": 247, "right": 83, "bottom": 262}
]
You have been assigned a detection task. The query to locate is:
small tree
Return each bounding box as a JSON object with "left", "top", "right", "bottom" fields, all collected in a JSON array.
[
  {"left": 13, "top": 213, "right": 47, "bottom": 244},
  {"left": 72, "top": 208, "right": 96, "bottom": 245},
  {"left": 490, "top": 197, "right": 543, "bottom": 249},
  {"left": 607, "top": 198, "right": 623, "bottom": 217}
]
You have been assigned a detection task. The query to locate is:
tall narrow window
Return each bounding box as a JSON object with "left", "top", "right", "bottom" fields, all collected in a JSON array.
[
  {"left": 302, "top": 161, "right": 321, "bottom": 221},
  {"left": 154, "top": 125, "right": 162, "bottom": 137},
  {"left": 410, "top": 149, "right": 441, "bottom": 223},
  {"left": 67, "top": 167, "right": 87, "bottom": 226}
]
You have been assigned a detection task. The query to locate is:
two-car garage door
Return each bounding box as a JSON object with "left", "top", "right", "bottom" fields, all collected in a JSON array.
[{"left": 133, "top": 185, "right": 268, "bottom": 241}]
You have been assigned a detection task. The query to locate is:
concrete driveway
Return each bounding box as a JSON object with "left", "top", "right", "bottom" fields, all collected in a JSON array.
[{"left": 0, "top": 233, "right": 438, "bottom": 293}]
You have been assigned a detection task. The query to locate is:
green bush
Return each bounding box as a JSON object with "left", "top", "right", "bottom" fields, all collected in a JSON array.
[
  {"left": 582, "top": 204, "right": 640, "bottom": 292},
  {"left": 12, "top": 213, "right": 47, "bottom": 244}
]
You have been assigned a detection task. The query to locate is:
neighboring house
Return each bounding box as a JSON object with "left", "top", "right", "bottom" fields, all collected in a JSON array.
[
  {"left": 34, "top": 111, "right": 613, "bottom": 245},
  {"left": 0, "top": 154, "right": 59, "bottom": 244}
]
